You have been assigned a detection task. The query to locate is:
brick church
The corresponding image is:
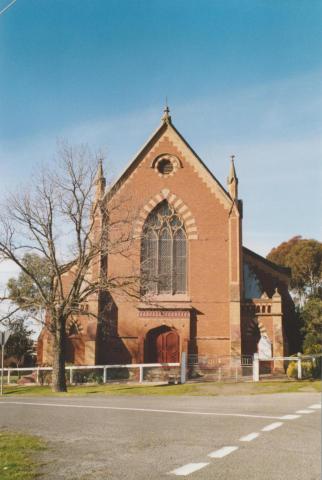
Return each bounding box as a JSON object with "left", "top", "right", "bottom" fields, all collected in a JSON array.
[{"left": 37, "top": 108, "right": 297, "bottom": 367}]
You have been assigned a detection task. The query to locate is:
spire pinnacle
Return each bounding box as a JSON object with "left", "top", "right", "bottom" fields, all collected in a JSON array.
[
  {"left": 227, "top": 154, "right": 238, "bottom": 200},
  {"left": 95, "top": 158, "right": 106, "bottom": 200},
  {"left": 162, "top": 100, "right": 172, "bottom": 124}
]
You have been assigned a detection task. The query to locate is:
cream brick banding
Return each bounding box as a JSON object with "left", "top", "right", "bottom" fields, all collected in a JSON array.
[
  {"left": 136, "top": 190, "right": 199, "bottom": 240},
  {"left": 174, "top": 199, "right": 183, "bottom": 208},
  {"left": 185, "top": 218, "right": 195, "bottom": 226},
  {"left": 178, "top": 205, "right": 188, "bottom": 214},
  {"left": 161, "top": 188, "right": 170, "bottom": 197}
]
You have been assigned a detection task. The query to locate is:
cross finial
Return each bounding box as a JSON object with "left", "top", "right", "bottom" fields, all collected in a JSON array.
[{"left": 162, "top": 98, "right": 171, "bottom": 124}]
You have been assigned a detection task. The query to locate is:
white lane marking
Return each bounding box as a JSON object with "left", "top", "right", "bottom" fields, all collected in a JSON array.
[
  {"left": 280, "top": 414, "right": 300, "bottom": 420},
  {"left": 239, "top": 432, "right": 259, "bottom": 442},
  {"left": 169, "top": 463, "right": 209, "bottom": 476},
  {"left": 262, "top": 422, "right": 283, "bottom": 432},
  {"left": 208, "top": 446, "right": 238, "bottom": 458},
  {"left": 0, "top": 401, "right": 284, "bottom": 420},
  {"left": 308, "top": 404, "right": 321, "bottom": 409},
  {"left": 296, "top": 409, "right": 314, "bottom": 414}
]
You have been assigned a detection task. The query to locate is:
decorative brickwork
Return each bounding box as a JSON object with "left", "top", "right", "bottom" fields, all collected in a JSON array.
[
  {"left": 134, "top": 190, "right": 198, "bottom": 240},
  {"left": 37, "top": 111, "right": 297, "bottom": 368}
]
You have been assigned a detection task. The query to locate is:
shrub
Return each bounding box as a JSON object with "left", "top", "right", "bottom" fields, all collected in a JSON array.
[{"left": 286, "top": 360, "right": 313, "bottom": 379}]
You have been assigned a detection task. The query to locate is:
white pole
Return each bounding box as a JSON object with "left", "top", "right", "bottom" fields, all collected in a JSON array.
[
  {"left": 1, "top": 345, "right": 4, "bottom": 395},
  {"left": 297, "top": 353, "right": 302, "bottom": 380},
  {"left": 139, "top": 365, "right": 143, "bottom": 383},
  {"left": 180, "top": 352, "right": 187, "bottom": 384},
  {"left": 253, "top": 353, "right": 259, "bottom": 382}
]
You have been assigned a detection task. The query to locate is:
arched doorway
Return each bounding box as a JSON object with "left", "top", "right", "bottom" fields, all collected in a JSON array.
[{"left": 145, "top": 326, "right": 179, "bottom": 363}]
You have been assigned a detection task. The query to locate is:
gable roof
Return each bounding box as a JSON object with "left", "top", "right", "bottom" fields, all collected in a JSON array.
[
  {"left": 243, "top": 246, "right": 291, "bottom": 279},
  {"left": 105, "top": 114, "right": 233, "bottom": 206}
]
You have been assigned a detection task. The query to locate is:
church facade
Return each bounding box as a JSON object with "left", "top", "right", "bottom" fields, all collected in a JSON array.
[{"left": 37, "top": 109, "right": 297, "bottom": 368}]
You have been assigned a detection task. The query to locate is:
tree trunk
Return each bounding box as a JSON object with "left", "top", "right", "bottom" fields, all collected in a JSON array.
[{"left": 52, "top": 321, "right": 67, "bottom": 392}]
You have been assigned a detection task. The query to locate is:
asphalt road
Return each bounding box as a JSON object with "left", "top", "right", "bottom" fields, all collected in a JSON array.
[{"left": 0, "top": 392, "right": 321, "bottom": 480}]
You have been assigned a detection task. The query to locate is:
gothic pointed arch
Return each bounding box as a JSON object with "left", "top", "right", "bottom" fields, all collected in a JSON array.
[
  {"left": 134, "top": 189, "right": 198, "bottom": 240},
  {"left": 141, "top": 200, "right": 187, "bottom": 295}
]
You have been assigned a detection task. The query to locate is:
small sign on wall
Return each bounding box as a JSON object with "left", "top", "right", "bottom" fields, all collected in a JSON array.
[{"left": 258, "top": 335, "right": 272, "bottom": 360}]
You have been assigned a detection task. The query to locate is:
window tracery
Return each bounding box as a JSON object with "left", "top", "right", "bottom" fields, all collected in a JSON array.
[{"left": 141, "top": 200, "right": 187, "bottom": 295}]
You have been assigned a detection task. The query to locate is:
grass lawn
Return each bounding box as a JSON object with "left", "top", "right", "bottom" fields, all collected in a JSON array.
[
  {"left": 2, "top": 379, "right": 321, "bottom": 397},
  {"left": 0, "top": 431, "right": 46, "bottom": 480}
]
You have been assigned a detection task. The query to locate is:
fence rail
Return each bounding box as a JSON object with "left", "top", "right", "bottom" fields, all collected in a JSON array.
[
  {"left": 2, "top": 353, "right": 321, "bottom": 387},
  {"left": 2, "top": 363, "right": 180, "bottom": 385}
]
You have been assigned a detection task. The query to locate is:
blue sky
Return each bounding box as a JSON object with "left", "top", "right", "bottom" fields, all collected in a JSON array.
[{"left": 0, "top": 0, "right": 321, "bottom": 270}]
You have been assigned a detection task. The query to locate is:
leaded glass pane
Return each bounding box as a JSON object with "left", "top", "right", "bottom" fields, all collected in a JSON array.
[
  {"left": 141, "top": 229, "right": 157, "bottom": 294},
  {"left": 173, "top": 228, "right": 187, "bottom": 293},
  {"left": 158, "top": 227, "right": 172, "bottom": 293}
]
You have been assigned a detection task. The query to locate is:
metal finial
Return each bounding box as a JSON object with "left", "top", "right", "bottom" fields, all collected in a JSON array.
[{"left": 162, "top": 99, "right": 171, "bottom": 123}]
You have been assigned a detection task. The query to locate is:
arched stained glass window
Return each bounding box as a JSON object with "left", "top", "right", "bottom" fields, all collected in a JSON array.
[{"left": 141, "top": 200, "right": 187, "bottom": 295}]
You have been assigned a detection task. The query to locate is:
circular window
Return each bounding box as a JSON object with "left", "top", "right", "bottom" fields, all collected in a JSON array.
[{"left": 157, "top": 158, "right": 173, "bottom": 175}]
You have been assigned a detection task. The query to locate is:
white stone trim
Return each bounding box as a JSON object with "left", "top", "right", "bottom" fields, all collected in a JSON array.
[{"left": 135, "top": 191, "right": 199, "bottom": 240}]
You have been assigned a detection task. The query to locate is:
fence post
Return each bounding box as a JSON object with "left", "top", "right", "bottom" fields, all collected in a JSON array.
[
  {"left": 69, "top": 368, "right": 73, "bottom": 385},
  {"left": 103, "top": 367, "right": 107, "bottom": 384},
  {"left": 253, "top": 353, "right": 259, "bottom": 382},
  {"left": 7, "top": 369, "right": 10, "bottom": 385},
  {"left": 297, "top": 353, "right": 302, "bottom": 380},
  {"left": 180, "top": 352, "right": 187, "bottom": 384},
  {"left": 36, "top": 368, "right": 39, "bottom": 384},
  {"left": 139, "top": 365, "right": 144, "bottom": 384}
]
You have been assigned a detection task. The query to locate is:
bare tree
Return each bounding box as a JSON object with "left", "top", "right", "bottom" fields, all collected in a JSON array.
[{"left": 0, "top": 143, "right": 138, "bottom": 392}]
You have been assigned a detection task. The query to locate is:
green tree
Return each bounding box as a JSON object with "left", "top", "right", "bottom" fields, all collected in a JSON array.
[
  {"left": 7, "top": 253, "right": 51, "bottom": 314},
  {"left": 301, "top": 297, "right": 322, "bottom": 353},
  {"left": 267, "top": 235, "right": 301, "bottom": 266},
  {"left": 267, "top": 237, "right": 322, "bottom": 299},
  {"left": 5, "top": 317, "right": 34, "bottom": 368}
]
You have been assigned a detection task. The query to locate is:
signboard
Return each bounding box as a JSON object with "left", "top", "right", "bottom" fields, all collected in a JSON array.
[
  {"left": 258, "top": 335, "right": 272, "bottom": 360},
  {"left": 0, "top": 330, "right": 10, "bottom": 347}
]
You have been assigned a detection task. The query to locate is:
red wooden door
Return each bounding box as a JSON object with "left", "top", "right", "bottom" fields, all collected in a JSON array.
[{"left": 156, "top": 330, "right": 179, "bottom": 363}]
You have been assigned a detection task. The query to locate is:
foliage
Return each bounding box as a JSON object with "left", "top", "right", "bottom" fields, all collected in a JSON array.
[
  {"left": 301, "top": 297, "right": 322, "bottom": 352},
  {"left": 7, "top": 253, "right": 51, "bottom": 314},
  {"left": 4, "top": 317, "right": 34, "bottom": 368},
  {"left": 267, "top": 235, "right": 301, "bottom": 266},
  {"left": 286, "top": 360, "right": 314, "bottom": 379},
  {"left": 0, "top": 431, "right": 45, "bottom": 480},
  {"left": 267, "top": 236, "right": 322, "bottom": 298}
]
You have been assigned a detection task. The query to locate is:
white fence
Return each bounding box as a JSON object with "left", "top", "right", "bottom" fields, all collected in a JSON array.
[
  {"left": 3, "top": 353, "right": 321, "bottom": 387},
  {"left": 2, "top": 363, "right": 181, "bottom": 385},
  {"left": 253, "top": 353, "right": 321, "bottom": 381}
]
